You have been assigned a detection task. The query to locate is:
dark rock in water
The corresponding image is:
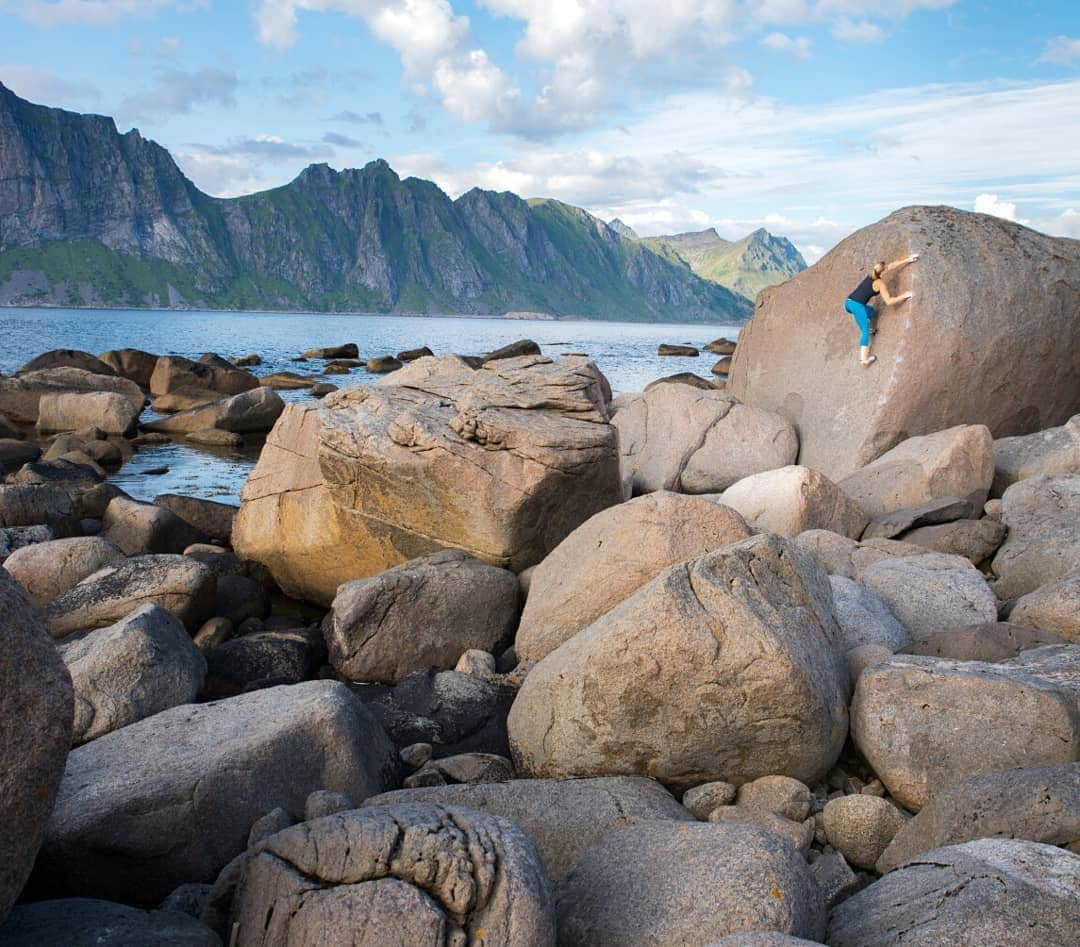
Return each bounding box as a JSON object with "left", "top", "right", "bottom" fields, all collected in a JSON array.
[
  {"left": 711, "top": 356, "right": 732, "bottom": 375},
  {"left": 144, "top": 466, "right": 169, "bottom": 476},
  {"left": 658, "top": 343, "right": 699, "bottom": 356},
  {"left": 43, "top": 433, "right": 123, "bottom": 468},
  {"left": 0, "top": 569, "right": 73, "bottom": 924},
  {"left": 0, "top": 898, "right": 220, "bottom": 946},
  {"left": 484, "top": 339, "right": 541, "bottom": 362},
  {"left": 356, "top": 667, "right": 517, "bottom": 759},
  {"left": 233, "top": 353, "right": 261, "bottom": 367},
  {"left": 19, "top": 349, "right": 116, "bottom": 377},
  {"left": 202, "top": 629, "right": 324, "bottom": 697},
  {"left": 397, "top": 346, "right": 434, "bottom": 361},
  {"left": 323, "top": 361, "right": 351, "bottom": 374},
  {"left": 301, "top": 344, "right": 358, "bottom": 359},
  {"left": 367, "top": 355, "right": 402, "bottom": 373},
  {"left": 144, "top": 388, "right": 284, "bottom": 436},
  {"left": 460, "top": 355, "right": 485, "bottom": 368},
  {"left": 155, "top": 494, "right": 238, "bottom": 544},
  {"left": 310, "top": 382, "right": 336, "bottom": 397},
  {"left": 0, "top": 438, "right": 41, "bottom": 474},
  {"left": 704, "top": 337, "right": 737, "bottom": 355},
  {"left": 149, "top": 355, "right": 258, "bottom": 399},
  {"left": 260, "top": 371, "right": 312, "bottom": 390},
  {"left": 98, "top": 348, "right": 159, "bottom": 388},
  {"left": 643, "top": 373, "right": 715, "bottom": 392}
]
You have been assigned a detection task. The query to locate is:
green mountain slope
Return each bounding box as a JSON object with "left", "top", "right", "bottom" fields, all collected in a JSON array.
[
  {"left": 642, "top": 227, "right": 807, "bottom": 299},
  {"left": 0, "top": 83, "right": 751, "bottom": 323}
]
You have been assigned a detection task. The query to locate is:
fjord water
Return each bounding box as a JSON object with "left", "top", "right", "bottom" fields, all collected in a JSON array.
[{"left": 0, "top": 307, "right": 742, "bottom": 502}]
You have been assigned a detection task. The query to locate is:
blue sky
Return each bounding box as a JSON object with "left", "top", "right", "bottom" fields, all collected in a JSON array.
[{"left": 2, "top": 0, "right": 1079, "bottom": 260}]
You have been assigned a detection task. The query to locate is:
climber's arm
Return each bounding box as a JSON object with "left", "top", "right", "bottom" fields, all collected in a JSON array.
[
  {"left": 883, "top": 254, "right": 919, "bottom": 275},
  {"left": 872, "top": 279, "right": 913, "bottom": 306}
]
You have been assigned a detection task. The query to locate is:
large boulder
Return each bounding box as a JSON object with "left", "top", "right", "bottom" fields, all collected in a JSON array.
[
  {"left": 992, "top": 414, "right": 1080, "bottom": 497},
  {"left": 325, "top": 549, "right": 520, "bottom": 684},
  {"left": 0, "top": 439, "right": 41, "bottom": 475},
  {"left": 877, "top": 763, "right": 1080, "bottom": 873},
  {"left": 149, "top": 355, "right": 258, "bottom": 398},
  {"left": 102, "top": 495, "right": 209, "bottom": 555},
  {"left": 838, "top": 425, "right": 994, "bottom": 520},
  {"left": 59, "top": 604, "right": 207, "bottom": 745},
  {"left": 233, "top": 355, "right": 621, "bottom": 605},
  {"left": 143, "top": 387, "right": 284, "bottom": 435},
  {"left": 35, "top": 681, "right": 397, "bottom": 905},
  {"left": 555, "top": 822, "right": 826, "bottom": 945},
  {"left": 1009, "top": 569, "right": 1080, "bottom": 642},
  {"left": 991, "top": 474, "right": 1080, "bottom": 598},
  {"left": 43, "top": 554, "right": 216, "bottom": 637},
  {"left": 0, "top": 484, "right": 77, "bottom": 535},
  {"left": 727, "top": 206, "right": 1080, "bottom": 480},
  {"left": 509, "top": 534, "right": 850, "bottom": 790},
  {"left": 216, "top": 803, "right": 554, "bottom": 946},
  {"left": 0, "top": 367, "right": 144, "bottom": 425},
  {"left": 718, "top": 465, "right": 868, "bottom": 538},
  {"left": 827, "top": 575, "right": 912, "bottom": 653},
  {"left": 0, "top": 898, "right": 220, "bottom": 946},
  {"left": 20, "top": 349, "right": 116, "bottom": 376},
  {"left": 154, "top": 494, "right": 237, "bottom": 544},
  {"left": 611, "top": 384, "right": 797, "bottom": 496},
  {"left": 36, "top": 391, "right": 141, "bottom": 436},
  {"left": 3, "top": 536, "right": 124, "bottom": 606},
  {"left": 0, "top": 569, "right": 73, "bottom": 924},
  {"left": 516, "top": 492, "right": 752, "bottom": 661},
  {"left": 851, "top": 653, "right": 1080, "bottom": 810},
  {"left": 98, "top": 348, "right": 160, "bottom": 387},
  {"left": 828, "top": 839, "right": 1080, "bottom": 946},
  {"left": 859, "top": 552, "right": 999, "bottom": 641},
  {"left": 362, "top": 776, "right": 693, "bottom": 882}
]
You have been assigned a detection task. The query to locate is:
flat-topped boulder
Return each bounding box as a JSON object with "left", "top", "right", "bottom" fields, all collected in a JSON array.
[
  {"left": 992, "top": 413, "right": 1080, "bottom": 497},
  {"left": 149, "top": 355, "right": 258, "bottom": 398},
  {"left": 144, "top": 387, "right": 284, "bottom": 435},
  {"left": 727, "top": 206, "right": 1080, "bottom": 480},
  {"left": 233, "top": 354, "right": 621, "bottom": 605},
  {"left": 0, "top": 368, "right": 144, "bottom": 425}
]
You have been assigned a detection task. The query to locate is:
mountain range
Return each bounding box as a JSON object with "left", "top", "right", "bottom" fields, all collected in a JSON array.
[{"left": 0, "top": 82, "right": 792, "bottom": 323}]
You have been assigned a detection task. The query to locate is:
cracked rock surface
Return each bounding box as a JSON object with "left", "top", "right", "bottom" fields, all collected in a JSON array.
[
  {"left": 509, "top": 533, "right": 850, "bottom": 790},
  {"left": 827, "top": 838, "right": 1080, "bottom": 946},
  {"left": 219, "top": 802, "right": 555, "bottom": 946}
]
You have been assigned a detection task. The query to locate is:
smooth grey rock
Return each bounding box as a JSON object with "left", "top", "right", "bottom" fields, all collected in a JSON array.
[
  {"left": 35, "top": 681, "right": 397, "bottom": 905},
  {"left": 325, "top": 549, "right": 520, "bottom": 684},
  {"left": 859, "top": 552, "right": 998, "bottom": 641},
  {"left": 898, "top": 518, "right": 1007, "bottom": 565},
  {"left": 707, "top": 806, "right": 814, "bottom": 853},
  {"left": 59, "top": 604, "right": 206, "bottom": 745},
  {"left": 822, "top": 794, "right": 907, "bottom": 870},
  {"left": 102, "top": 496, "right": 209, "bottom": 556},
  {"left": 808, "top": 850, "right": 861, "bottom": 909},
  {"left": 43, "top": 554, "right": 216, "bottom": 637},
  {"left": 852, "top": 653, "right": 1080, "bottom": 811},
  {"left": 828, "top": 839, "right": 1080, "bottom": 946},
  {"left": 0, "top": 898, "right": 220, "bottom": 946},
  {"left": 214, "top": 574, "right": 268, "bottom": 625},
  {"left": 555, "top": 822, "right": 826, "bottom": 945},
  {"left": 903, "top": 621, "right": 1067, "bottom": 661},
  {"left": 828, "top": 575, "right": 911, "bottom": 653},
  {"left": 509, "top": 534, "right": 850, "bottom": 791},
  {"left": 992, "top": 474, "right": 1080, "bottom": 598},
  {"left": 794, "top": 530, "right": 925, "bottom": 579},
  {"left": 219, "top": 803, "right": 555, "bottom": 946},
  {"left": 992, "top": 414, "right": 1080, "bottom": 497},
  {"left": 0, "top": 569, "right": 73, "bottom": 924},
  {"left": 362, "top": 776, "right": 692, "bottom": 882},
  {"left": 3, "top": 536, "right": 124, "bottom": 606},
  {"left": 683, "top": 781, "right": 737, "bottom": 819},
  {"left": 846, "top": 644, "right": 894, "bottom": 689},
  {"left": 876, "top": 763, "right": 1080, "bottom": 873}
]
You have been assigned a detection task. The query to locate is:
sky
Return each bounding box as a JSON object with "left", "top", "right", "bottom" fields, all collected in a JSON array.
[{"left": 2, "top": 1, "right": 1079, "bottom": 262}]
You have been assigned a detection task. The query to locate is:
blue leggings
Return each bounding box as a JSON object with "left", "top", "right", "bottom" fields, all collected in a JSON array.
[{"left": 844, "top": 299, "right": 876, "bottom": 346}]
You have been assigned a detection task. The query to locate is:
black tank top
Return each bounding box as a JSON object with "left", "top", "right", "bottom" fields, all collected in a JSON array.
[{"left": 848, "top": 276, "right": 876, "bottom": 304}]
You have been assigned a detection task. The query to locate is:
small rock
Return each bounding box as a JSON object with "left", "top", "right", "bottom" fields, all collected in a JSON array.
[
  {"left": 366, "top": 355, "right": 402, "bottom": 373},
  {"left": 304, "top": 789, "right": 353, "bottom": 820},
  {"left": 300, "top": 344, "right": 358, "bottom": 359},
  {"left": 247, "top": 808, "right": 293, "bottom": 848},
  {"left": 822, "top": 794, "right": 907, "bottom": 870},
  {"left": 455, "top": 648, "right": 497, "bottom": 676},
  {"left": 193, "top": 616, "right": 233, "bottom": 651},
  {"left": 400, "top": 742, "right": 433, "bottom": 771},
  {"left": 682, "top": 781, "right": 737, "bottom": 819},
  {"left": 708, "top": 806, "right": 814, "bottom": 853},
  {"left": 736, "top": 774, "right": 813, "bottom": 822},
  {"left": 846, "top": 643, "right": 894, "bottom": 689},
  {"left": 658, "top": 343, "right": 699, "bottom": 356},
  {"left": 809, "top": 849, "right": 862, "bottom": 908}
]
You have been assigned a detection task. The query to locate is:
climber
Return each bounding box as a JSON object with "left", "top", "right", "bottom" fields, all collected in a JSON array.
[{"left": 844, "top": 254, "right": 918, "bottom": 366}]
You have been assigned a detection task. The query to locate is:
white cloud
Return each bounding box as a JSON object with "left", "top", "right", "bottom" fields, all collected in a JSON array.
[
  {"left": 1036, "top": 208, "right": 1080, "bottom": 239},
  {"left": 116, "top": 68, "right": 240, "bottom": 125},
  {"left": 973, "top": 193, "right": 1017, "bottom": 221},
  {"left": 3, "top": 0, "right": 206, "bottom": 26},
  {"left": 0, "top": 64, "right": 100, "bottom": 108},
  {"left": 1038, "top": 36, "right": 1080, "bottom": 66},
  {"left": 761, "top": 32, "right": 812, "bottom": 59},
  {"left": 831, "top": 17, "right": 884, "bottom": 43}
]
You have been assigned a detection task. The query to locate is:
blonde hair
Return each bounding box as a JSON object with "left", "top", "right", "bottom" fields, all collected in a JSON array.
[{"left": 872, "top": 261, "right": 885, "bottom": 279}]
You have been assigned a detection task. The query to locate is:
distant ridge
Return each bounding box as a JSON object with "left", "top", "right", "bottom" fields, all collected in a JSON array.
[{"left": 0, "top": 82, "right": 751, "bottom": 323}]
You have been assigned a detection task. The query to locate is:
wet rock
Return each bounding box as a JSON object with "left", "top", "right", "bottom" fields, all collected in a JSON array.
[
  {"left": 154, "top": 494, "right": 237, "bottom": 544},
  {"left": 991, "top": 474, "right": 1080, "bottom": 598},
  {"left": 902, "top": 620, "right": 1067, "bottom": 661},
  {"left": 397, "top": 346, "right": 434, "bottom": 362},
  {"left": 43, "top": 554, "right": 216, "bottom": 636},
  {"left": 556, "top": 822, "right": 825, "bottom": 945},
  {"left": 712, "top": 356, "right": 733, "bottom": 376},
  {"left": 658, "top": 343, "right": 699, "bottom": 356},
  {"left": 611, "top": 385, "right": 797, "bottom": 497},
  {"left": 35, "top": 681, "right": 397, "bottom": 905},
  {"left": 216, "top": 803, "right": 554, "bottom": 946},
  {"left": 366, "top": 354, "right": 402, "bottom": 373},
  {"left": 0, "top": 898, "right": 220, "bottom": 946},
  {"left": 822, "top": 794, "right": 906, "bottom": 870},
  {"left": 233, "top": 353, "right": 261, "bottom": 367},
  {"left": 3, "top": 536, "right": 124, "bottom": 606},
  {"left": 260, "top": 371, "right": 313, "bottom": 390},
  {"left": 0, "top": 438, "right": 40, "bottom": 474},
  {"left": 325, "top": 549, "right": 520, "bottom": 684},
  {"left": 98, "top": 348, "right": 160, "bottom": 388},
  {"left": 300, "top": 343, "right": 358, "bottom": 359},
  {"left": 852, "top": 653, "right": 1080, "bottom": 811},
  {"left": 719, "top": 465, "right": 869, "bottom": 538},
  {"left": 43, "top": 432, "right": 123, "bottom": 467},
  {"left": 0, "top": 569, "right": 73, "bottom": 923},
  {"left": 60, "top": 604, "right": 206, "bottom": 745},
  {"left": 876, "top": 762, "right": 1080, "bottom": 873},
  {"left": 36, "top": 391, "right": 140, "bottom": 436},
  {"left": 516, "top": 492, "right": 751, "bottom": 661},
  {"left": 827, "top": 839, "right": 1080, "bottom": 946},
  {"left": 992, "top": 413, "right": 1080, "bottom": 497},
  {"left": 484, "top": 339, "right": 541, "bottom": 361},
  {"left": 509, "top": 534, "right": 850, "bottom": 790}
]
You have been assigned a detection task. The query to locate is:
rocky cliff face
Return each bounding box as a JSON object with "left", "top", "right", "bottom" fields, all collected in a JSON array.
[{"left": 0, "top": 84, "right": 750, "bottom": 322}]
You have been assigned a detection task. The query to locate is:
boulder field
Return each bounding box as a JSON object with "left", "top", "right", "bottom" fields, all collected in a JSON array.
[{"left": 2, "top": 206, "right": 1080, "bottom": 944}]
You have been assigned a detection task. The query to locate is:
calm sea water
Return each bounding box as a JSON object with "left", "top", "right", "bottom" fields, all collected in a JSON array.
[{"left": 0, "top": 307, "right": 742, "bottom": 503}]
